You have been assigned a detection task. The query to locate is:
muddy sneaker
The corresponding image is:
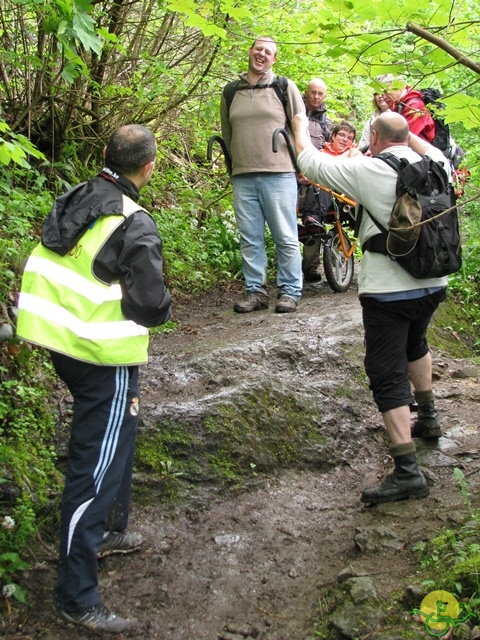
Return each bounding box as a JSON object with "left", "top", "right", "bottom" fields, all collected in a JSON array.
[
  {"left": 98, "top": 530, "right": 143, "bottom": 558},
  {"left": 57, "top": 602, "right": 132, "bottom": 634},
  {"left": 233, "top": 288, "right": 269, "bottom": 313},
  {"left": 275, "top": 295, "right": 297, "bottom": 313}
]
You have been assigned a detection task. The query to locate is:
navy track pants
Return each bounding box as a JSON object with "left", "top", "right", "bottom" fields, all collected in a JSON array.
[{"left": 49, "top": 351, "right": 140, "bottom": 612}]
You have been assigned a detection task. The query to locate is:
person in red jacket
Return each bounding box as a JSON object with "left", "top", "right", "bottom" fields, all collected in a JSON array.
[{"left": 379, "top": 74, "right": 435, "bottom": 143}]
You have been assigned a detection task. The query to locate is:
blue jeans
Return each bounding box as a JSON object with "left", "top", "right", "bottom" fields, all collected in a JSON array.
[{"left": 232, "top": 172, "right": 302, "bottom": 300}]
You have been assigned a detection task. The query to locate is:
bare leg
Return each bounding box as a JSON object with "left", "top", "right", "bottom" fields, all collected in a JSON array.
[
  {"left": 382, "top": 405, "right": 412, "bottom": 445},
  {"left": 408, "top": 352, "right": 432, "bottom": 393},
  {"left": 408, "top": 352, "right": 441, "bottom": 438}
]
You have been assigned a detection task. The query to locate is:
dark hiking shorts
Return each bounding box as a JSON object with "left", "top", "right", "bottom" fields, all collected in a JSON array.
[{"left": 361, "top": 288, "right": 447, "bottom": 412}]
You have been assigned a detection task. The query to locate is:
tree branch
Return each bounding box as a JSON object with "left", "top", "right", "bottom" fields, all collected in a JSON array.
[{"left": 406, "top": 21, "right": 480, "bottom": 75}]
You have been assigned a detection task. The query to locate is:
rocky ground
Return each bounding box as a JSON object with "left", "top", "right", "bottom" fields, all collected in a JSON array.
[{"left": 3, "top": 279, "right": 480, "bottom": 640}]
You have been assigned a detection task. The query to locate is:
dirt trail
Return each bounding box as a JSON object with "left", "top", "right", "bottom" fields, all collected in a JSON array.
[{"left": 4, "top": 281, "right": 480, "bottom": 640}]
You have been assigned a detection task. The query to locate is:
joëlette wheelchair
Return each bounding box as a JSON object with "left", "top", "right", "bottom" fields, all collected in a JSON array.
[{"left": 297, "top": 182, "right": 356, "bottom": 293}]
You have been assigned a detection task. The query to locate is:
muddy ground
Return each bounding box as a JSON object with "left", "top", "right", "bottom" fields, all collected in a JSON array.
[{"left": 3, "top": 278, "right": 480, "bottom": 640}]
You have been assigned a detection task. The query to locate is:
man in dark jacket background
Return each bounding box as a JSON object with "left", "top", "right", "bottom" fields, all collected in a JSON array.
[
  {"left": 303, "top": 77, "right": 334, "bottom": 149},
  {"left": 17, "top": 124, "right": 172, "bottom": 633},
  {"left": 298, "top": 77, "right": 335, "bottom": 282}
]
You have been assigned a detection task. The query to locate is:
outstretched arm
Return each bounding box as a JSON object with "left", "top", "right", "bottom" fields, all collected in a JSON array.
[
  {"left": 408, "top": 131, "right": 451, "bottom": 175},
  {"left": 291, "top": 112, "right": 313, "bottom": 157},
  {"left": 407, "top": 131, "right": 434, "bottom": 155}
]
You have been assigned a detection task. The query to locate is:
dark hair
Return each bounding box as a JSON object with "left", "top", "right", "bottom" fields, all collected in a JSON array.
[
  {"left": 332, "top": 121, "right": 356, "bottom": 139},
  {"left": 105, "top": 125, "right": 156, "bottom": 176}
]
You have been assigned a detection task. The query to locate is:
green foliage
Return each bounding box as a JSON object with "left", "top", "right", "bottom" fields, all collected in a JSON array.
[
  {"left": 0, "top": 178, "right": 52, "bottom": 305},
  {"left": 0, "top": 552, "right": 29, "bottom": 604},
  {"left": 414, "top": 468, "right": 480, "bottom": 615},
  {"left": 0, "top": 346, "right": 61, "bottom": 602},
  {"left": 446, "top": 195, "right": 480, "bottom": 350},
  {"left": 0, "top": 121, "right": 46, "bottom": 170},
  {"left": 152, "top": 205, "right": 243, "bottom": 291}
]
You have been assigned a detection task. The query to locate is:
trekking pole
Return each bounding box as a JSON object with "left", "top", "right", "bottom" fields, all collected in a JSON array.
[
  {"left": 207, "top": 135, "right": 232, "bottom": 176},
  {"left": 272, "top": 128, "right": 356, "bottom": 207}
]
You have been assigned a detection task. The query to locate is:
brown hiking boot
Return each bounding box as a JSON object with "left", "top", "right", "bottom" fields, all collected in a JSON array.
[
  {"left": 233, "top": 288, "right": 269, "bottom": 313},
  {"left": 275, "top": 295, "right": 297, "bottom": 313}
]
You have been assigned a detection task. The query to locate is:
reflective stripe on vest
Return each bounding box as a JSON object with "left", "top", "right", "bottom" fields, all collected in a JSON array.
[{"left": 16, "top": 194, "right": 150, "bottom": 365}]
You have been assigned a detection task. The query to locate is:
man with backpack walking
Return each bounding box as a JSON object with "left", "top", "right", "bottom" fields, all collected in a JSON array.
[
  {"left": 220, "top": 36, "right": 305, "bottom": 313},
  {"left": 292, "top": 111, "right": 452, "bottom": 505}
]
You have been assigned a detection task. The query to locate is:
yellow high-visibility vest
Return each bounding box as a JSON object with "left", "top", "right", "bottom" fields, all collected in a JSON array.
[{"left": 16, "top": 195, "right": 149, "bottom": 365}]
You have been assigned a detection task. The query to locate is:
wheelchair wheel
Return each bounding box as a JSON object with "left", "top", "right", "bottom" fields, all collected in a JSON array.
[{"left": 323, "top": 229, "right": 354, "bottom": 293}]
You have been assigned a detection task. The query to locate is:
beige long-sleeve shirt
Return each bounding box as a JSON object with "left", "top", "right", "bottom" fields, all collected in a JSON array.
[{"left": 220, "top": 71, "right": 306, "bottom": 176}]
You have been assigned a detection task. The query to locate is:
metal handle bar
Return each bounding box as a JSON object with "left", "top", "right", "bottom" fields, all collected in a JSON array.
[
  {"left": 207, "top": 135, "right": 232, "bottom": 176},
  {"left": 272, "top": 128, "right": 356, "bottom": 208},
  {"left": 272, "top": 128, "right": 301, "bottom": 173}
]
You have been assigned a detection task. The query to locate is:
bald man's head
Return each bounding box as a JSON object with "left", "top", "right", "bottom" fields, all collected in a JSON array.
[
  {"left": 305, "top": 78, "right": 327, "bottom": 111},
  {"left": 369, "top": 112, "right": 409, "bottom": 155}
]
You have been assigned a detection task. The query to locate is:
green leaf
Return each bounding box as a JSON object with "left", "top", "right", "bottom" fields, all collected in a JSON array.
[
  {"left": 61, "top": 63, "right": 80, "bottom": 83},
  {"left": 72, "top": 13, "right": 103, "bottom": 55},
  {"left": 0, "top": 144, "right": 12, "bottom": 165}
]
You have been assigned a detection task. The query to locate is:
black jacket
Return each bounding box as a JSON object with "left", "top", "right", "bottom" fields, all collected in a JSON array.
[
  {"left": 41, "top": 169, "right": 172, "bottom": 328},
  {"left": 304, "top": 99, "right": 334, "bottom": 151}
]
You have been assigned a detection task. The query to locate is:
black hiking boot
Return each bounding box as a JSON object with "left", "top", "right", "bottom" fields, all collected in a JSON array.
[
  {"left": 303, "top": 269, "right": 322, "bottom": 283},
  {"left": 361, "top": 453, "right": 429, "bottom": 505},
  {"left": 411, "top": 401, "right": 442, "bottom": 439}
]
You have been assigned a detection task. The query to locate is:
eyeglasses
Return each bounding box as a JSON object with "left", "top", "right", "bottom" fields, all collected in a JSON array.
[{"left": 335, "top": 132, "right": 355, "bottom": 142}]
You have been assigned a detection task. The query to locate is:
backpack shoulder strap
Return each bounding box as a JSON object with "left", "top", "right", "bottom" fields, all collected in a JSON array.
[
  {"left": 273, "top": 76, "right": 288, "bottom": 107},
  {"left": 223, "top": 79, "right": 241, "bottom": 118},
  {"left": 273, "top": 75, "right": 289, "bottom": 126},
  {"left": 375, "top": 153, "right": 409, "bottom": 173},
  {"left": 357, "top": 154, "right": 406, "bottom": 253}
]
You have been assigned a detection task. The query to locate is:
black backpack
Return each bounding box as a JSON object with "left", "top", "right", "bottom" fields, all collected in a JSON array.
[
  {"left": 360, "top": 154, "right": 462, "bottom": 279},
  {"left": 401, "top": 88, "right": 451, "bottom": 155},
  {"left": 223, "top": 76, "right": 289, "bottom": 126}
]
